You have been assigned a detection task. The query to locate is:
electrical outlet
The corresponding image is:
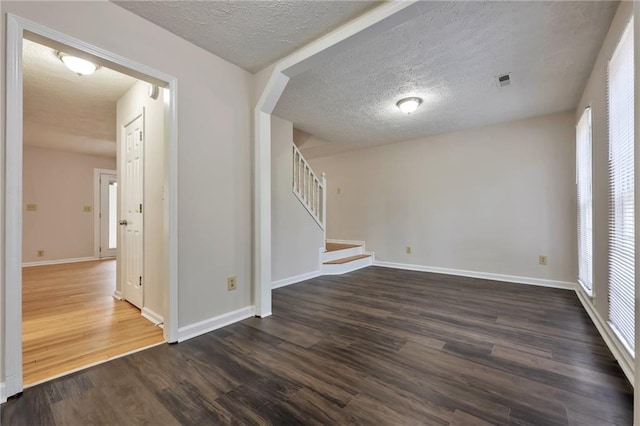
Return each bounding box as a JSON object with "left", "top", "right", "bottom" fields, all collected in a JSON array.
[
  {"left": 227, "top": 275, "right": 237, "bottom": 291},
  {"left": 37, "top": 250, "right": 44, "bottom": 257},
  {"left": 26, "top": 203, "right": 37, "bottom": 211},
  {"left": 406, "top": 246, "right": 412, "bottom": 254},
  {"left": 539, "top": 255, "right": 548, "bottom": 266},
  {"left": 83, "top": 205, "right": 92, "bottom": 213}
]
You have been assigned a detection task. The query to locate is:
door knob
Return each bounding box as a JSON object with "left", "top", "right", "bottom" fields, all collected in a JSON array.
[{"left": 119, "top": 220, "right": 128, "bottom": 226}]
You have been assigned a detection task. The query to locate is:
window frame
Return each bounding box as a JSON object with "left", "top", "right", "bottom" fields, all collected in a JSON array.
[
  {"left": 607, "top": 17, "right": 635, "bottom": 355},
  {"left": 576, "top": 106, "right": 593, "bottom": 296}
]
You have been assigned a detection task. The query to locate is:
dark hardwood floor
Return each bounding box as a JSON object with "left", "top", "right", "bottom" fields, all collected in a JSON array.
[{"left": 2, "top": 267, "right": 633, "bottom": 425}]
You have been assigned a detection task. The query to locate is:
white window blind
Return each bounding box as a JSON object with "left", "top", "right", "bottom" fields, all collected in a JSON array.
[
  {"left": 608, "top": 18, "right": 634, "bottom": 354},
  {"left": 576, "top": 107, "right": 593, "bottom": 294}
]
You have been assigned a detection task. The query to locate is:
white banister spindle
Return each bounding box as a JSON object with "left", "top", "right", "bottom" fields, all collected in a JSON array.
[
  {"left": 291, "top": 143, "right": 326, "bottom": 230},
  {"left": 321, "top": 173, "right": 327, "bottom": 241}
]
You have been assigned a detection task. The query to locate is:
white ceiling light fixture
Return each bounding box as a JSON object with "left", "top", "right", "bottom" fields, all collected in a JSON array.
[
  {"left": 396, "top": 96, "right": 423, "bottom": 114},
  {"left": 57, "top": 52, "right": 99, "bottom": 76}
]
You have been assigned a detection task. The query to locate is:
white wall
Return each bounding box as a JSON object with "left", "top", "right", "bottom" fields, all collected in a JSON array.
[
  {"left": 574, "top": 1, "right": 636, "bottom": 385},
  {"left": 576, "top": 1, "right": 632, "bottom": 321},
  {"left": 22, "top": 146, "right": 115, "bottom": 263},
  {"left": 116, "top": 80, "right": 165, "bottom": 318},
  {"left": 0, "top": 0, "right": 254, "bottom": 387},
  {"left": 310, "top": 111, "right": 576, "bottom": 283},
  {"left": 271, "top": 115, "right": 324, "bottom": 283}
]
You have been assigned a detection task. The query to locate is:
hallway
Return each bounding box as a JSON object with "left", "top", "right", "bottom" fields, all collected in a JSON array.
[{"left": 22, "top": 259, "right": 164, "bottom": 385}]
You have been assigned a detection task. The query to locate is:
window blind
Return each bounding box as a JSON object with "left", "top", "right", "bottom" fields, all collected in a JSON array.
[
  {"left": 608, "top": 18, "right": 634, "bottom": 354},
  {"left": 576, "top": 107, "right": 593, "bottom": 294}
]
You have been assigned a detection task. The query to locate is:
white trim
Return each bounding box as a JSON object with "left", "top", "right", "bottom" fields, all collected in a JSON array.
[
  {"left": 577, "top": 279, "right": 593, "bottom": 297},
  {"left": 272, "top": 270, "right": 321, "bottom": 290},
  {"left": 113, "top": 290, "right": 124, "bottom": 300},
  {"left": 373, "top": 261, "right": 576, "bottom": 290},
  {"left": 23, "top": 256, "right": 100, "bottom": 268},
  {"left": 0, "top": 382, "right": 5, "bottom": 404},
  {"left": 164, "top": 83, "right": 179, "bottom": 344},
  {"left": 324, "top": 253, "right": 374, "bottom": 275},
  {"left": 326, "top": 238, "right": 366, "bottom": 246},
  {"left": 4, "top": 14, "right": 179, "bottom": 399},
  {"left": 24, "top": 341, "right": 165, "bottom": 389},
  {"left": 93, "top": 168, "right": 116, "bottom": 259},
  {"left": 576, "top": 288, "right": 634, "bottom": 385},
  {"left": 178, "top": 306, "right": 255, "bottom": 342},
  {"left": 5, "top": 14, "right": 25, "bottom": 398},
  {"left": 634, "top": 3, "right": 640, "bottom": 422},
  {"left": 322, "top": 246, "right": 365, "bottom": 262},
  {"left": 141, "top": 307, "right": 164, "bottom": 326}
]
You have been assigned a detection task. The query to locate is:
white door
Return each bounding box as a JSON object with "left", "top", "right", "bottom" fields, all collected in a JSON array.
[
  {"left": 121, "top": 114, "right": 144, "bottom": 309},
  {"left": 99, "top": 173, "right": 117, "bottom": 258}
]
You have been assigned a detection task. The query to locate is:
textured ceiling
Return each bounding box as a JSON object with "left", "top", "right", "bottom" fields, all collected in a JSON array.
[
  {"left": 275, "top": 1, "right": 618, "bottom": 154},
  {"left": 24, "top": 39, "right": 138, "bottom": 157},
  {"left": 113, "top": 0, "right": 380, "bottom": 73}
]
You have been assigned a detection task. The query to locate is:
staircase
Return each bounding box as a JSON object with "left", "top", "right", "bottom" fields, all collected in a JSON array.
[
  {"left": 321, "top": 241, "right": 374, "bottom": 275},
  {"left": 292, "top": 142, "right": 373, "bottom": 276}
]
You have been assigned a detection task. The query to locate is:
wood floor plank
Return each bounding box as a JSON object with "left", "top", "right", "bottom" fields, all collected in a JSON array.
[
  {"left": 3, "top": 266, "right": 633, "bottom": 425},
  {"left": 22, "top": 259, "right": 164, "bottom": 385}
]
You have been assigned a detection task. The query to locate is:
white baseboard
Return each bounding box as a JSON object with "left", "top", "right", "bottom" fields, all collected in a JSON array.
[
  {"left": 272, "top": 270, "right": 321, "bottom": 289},
  {"left": 22, "top": 256, "right": 99, "bottom": 268},
  {"left": 0, "top": 382, "right": 6, "bottom": 404},
  {"left": 4, "top": 372, "right": 21, "bottom": 401},
  {"left": 177, "top": 306, "right": 255, "bottom": 342},
  {"left": 113, "top": 290, "right": 123, "bottom": 300},
  {"left": 575, "top": 288, "right": 634, "bottom": 385},
  {"left": 142, "top": 307, "right": 164, "bottom": 326},
  {"left": 373, "top": 261, "right": 576, "bottom": 290}
]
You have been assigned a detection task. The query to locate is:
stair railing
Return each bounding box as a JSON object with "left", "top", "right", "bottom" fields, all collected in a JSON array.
[{"left": 292, "top": 144, "right": 326, "bottom": 236}]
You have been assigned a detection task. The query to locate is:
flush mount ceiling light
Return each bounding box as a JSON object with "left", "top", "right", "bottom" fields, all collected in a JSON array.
[
  {"left": 396, "top": 97, "right": 423, "bottom": 114},
  {"left": 57, "top": 52, "right": 99, "bottom": 76}
]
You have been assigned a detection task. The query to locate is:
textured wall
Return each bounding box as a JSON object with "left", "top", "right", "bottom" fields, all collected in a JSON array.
[
  {"left": 271, "top": 115, "right": 324, "bottom": 282},
  {"left": 23, "top": 146, "right": 116, "bottom": 262},
  {"left": 310, "top": 111, "right": 577, "bottom": 283}
]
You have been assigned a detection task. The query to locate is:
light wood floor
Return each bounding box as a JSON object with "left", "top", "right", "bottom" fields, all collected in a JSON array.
[{"left": 22, "top": 259, "right": 164, "bottom": 386}]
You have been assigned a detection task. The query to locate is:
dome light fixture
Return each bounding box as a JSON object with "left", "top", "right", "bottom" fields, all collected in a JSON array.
[
  {"left": 57, "top": 52, "right": 99, "bottom": 76},
  {"left": 396, "top": 96, "right": 423, "bottom": 114}
]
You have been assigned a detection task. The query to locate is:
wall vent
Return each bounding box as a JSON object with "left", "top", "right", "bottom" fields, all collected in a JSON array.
[{"left": 497, "top": 73, "right": 511, "bottom": 87}]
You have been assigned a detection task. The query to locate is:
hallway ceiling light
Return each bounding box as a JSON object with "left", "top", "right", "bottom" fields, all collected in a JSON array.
[
  {"left": 396, "top": 97, "right": 422, "bottom": 114},
  {"left": 57, "top": 52, "right": 99, "bottom": 76}
]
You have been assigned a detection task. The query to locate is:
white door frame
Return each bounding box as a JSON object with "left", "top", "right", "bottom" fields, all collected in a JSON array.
[
  {"left": 93, "top": 168, "right": 117, "bottom": 259},
  {"left": 4, "top": 14, "right": 179, "bottom": 398}
]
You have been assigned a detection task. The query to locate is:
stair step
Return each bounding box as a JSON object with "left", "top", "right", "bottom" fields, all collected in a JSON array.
[
  {"left": 323, "top": 254, "right": 371, "bottom": 265},
  {"left": 325, "top": 243, "right": 361, "bottom": 252}
]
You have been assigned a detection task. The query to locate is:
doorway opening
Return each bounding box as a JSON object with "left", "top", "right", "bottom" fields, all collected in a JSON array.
[
  {"left": 97, "top": 169, "right": 118, "bottom": 259},
  {"left": 4, "top": 14, "right": 179, "bottom": 397},
  {"left": 20, "top": 36, "right": 165, "bottom": 386}
]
